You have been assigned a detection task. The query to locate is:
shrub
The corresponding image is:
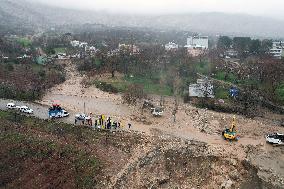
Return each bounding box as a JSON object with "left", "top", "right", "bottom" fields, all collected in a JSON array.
[
  {"left": 94, "top": 81, "right": 118, "bottom": 93},
  {"left": 276, "top": 83, "right": 284, "bottom": 104},
  {"left": 122, "top": 84, "right": 146, "bottom": 105},
  {"left": 215, "top": 87, "right": 229, "bottom": 99}
]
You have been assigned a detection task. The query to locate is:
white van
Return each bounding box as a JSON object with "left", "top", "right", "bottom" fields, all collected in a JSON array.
[{"left": 6, "top": 103, "right": 20, "bottom": 109}]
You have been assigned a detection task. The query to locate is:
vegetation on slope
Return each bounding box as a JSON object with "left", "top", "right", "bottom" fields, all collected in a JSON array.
[
  {"left": 0, "top": 63, "right": 65, "bottom": 101},
  {"left": 0, "top": 110, "right": 146, "bottom": 189}
]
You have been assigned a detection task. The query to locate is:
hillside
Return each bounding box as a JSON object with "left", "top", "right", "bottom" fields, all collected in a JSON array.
[
  {"left": 1, "top": 110, "right": 283, "bottom": 189},
  {"left": 1, "top": 0, "right": 284, "bottom": 38}
]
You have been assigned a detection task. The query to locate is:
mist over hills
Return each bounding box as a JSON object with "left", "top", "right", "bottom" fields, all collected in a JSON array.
[{"left": 1, "top": 0, "right": 284, "bottom": 38}]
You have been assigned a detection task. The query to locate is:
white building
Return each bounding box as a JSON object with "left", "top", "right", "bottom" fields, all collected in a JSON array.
[
  {"left": 118, "top": 43, "right": 140, "bottom": 54},
  {"left": 165, "top": 42, "right": 179, "bottom": 51},
  {"left": 70, "top": 40, "right": 80, "bottom": 47},
  {"left": 189, "top": 79, "right": 214, "bottom": 98},
  {"left": 269, "top": 41, "right": 284, "bottom": 59},
  {"left": 85, "top": 46, "right": 97, "bottom": 52},
  {"left": 269, "top": 49, "right": 283, "bottom": 59},
  {"left": 79, "top": 42, "right": 88, "bottom": 48},
  {"left": 57, "top": 53, "right": 69, "bottom": 60},
  {"left": 70, "top": 40, "right": 89, "bottom": 48},
  {"left": 187, "top": 36, "right": 209, "bottom": 49},
  {"left": 272, "top": 41, "right": 284, "bottom": 48}
]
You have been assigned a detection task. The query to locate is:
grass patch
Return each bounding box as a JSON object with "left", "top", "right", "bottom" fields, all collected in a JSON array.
[
  {"left": 195, "top": 60, "right": 211, "bottom": 75},
  {"left": 54, "top": 47, "right": 66, "bottom": 54},
  {"left": 125, "top": 76, "right": 173, "bottom": 95},
  {"left": 214, "top": 71, "right": 237, "bottom": 83},
  {"left": 276, "top": 83, "right": 284, "bottom": 103},
  {"left": 93, "top": 81, "right": 118, "bottom": 93},
  {"left": 94, "top": 75, "right": 173, "bottom": 96},
  {"left": 17, "top": 37, "right": 32, "bottom": 48},
  {"left": 215, "top": 86, "right": 229, "bottom": 99},
  {"left": 0, "top": 111, "right": 10, "bottom": 119}
]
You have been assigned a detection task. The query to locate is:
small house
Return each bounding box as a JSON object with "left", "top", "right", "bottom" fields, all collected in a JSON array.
[{"left": 189, "top": 79, "right": 214, "bottom": 98}]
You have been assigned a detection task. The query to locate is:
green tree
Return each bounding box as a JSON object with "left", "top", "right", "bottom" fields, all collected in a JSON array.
[
  {"left": 249, "top": 39, "right": 261, "bottom": 54},
  {"left": 217, "top": 36, "right": 232, "bottom": 50},
  {"left": 260, "top": 39, "right": 272, "bottom": 55},
  {"left": 233, "top": 37, "right": 251, "bottom": 57}
]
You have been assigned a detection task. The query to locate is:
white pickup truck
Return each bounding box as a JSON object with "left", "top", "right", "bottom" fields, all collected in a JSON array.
[
  {"left": 266, "top": 133, "right": 284, "bottom": 145},
  {"left": 6, "top": 103, "right": 33, "bottom": 114},
  {"left": 151, "top": 107, "right": 164, "bottom": 117},
  {"left": 75, "top": 113, "right": 91, "bottom": 121},
  {"left": 19, "top": 106, "right": 33, "bottom": 114},
  {"left": 6, "top": 103, "right": 20, "bottom": 109}
]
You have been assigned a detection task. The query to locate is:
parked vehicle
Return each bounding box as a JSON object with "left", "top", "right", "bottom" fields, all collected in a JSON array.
[
  {"left": 75, "top": 113, "right": 91, "bottom": 121},
  {"left": 266, "top": 133, "right": 284, "bottom": 145},
  {"left": 48, "top": 104, "right": 69, "bottom": 118},
  {"left": 151, "top": 107, "right": 164, "bottom": 116},
  {"left": 143, "top": 100, "right": 164, "bottom": 117},
  {"left": 19, "top": 106, "right": 33, "bottom": 114},
  {"left": 6, "top": 103, "right": 20, "bottom": 109}
]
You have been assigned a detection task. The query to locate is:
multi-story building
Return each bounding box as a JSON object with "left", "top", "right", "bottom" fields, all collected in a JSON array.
[
  {"left": 185, "top": 36, "right": 208, "bottom": 57},
  {"left": 70, "top": 40, "right": 80, "bottom": 47},
  {"left": 269, "top": 41, "right": 284, "bottom": 59},
  {"left": 187, "top": 36, "right": 209, "bottom": 49}
]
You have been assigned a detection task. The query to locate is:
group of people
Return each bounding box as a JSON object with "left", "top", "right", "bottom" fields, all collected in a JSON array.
[{"left": 76, "top": 114, "right": 132, "bottom": 130}]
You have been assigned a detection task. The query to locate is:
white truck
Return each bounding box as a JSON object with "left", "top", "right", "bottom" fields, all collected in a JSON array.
[
  {"left": 266, "top": 133, "right": 284, "bottom": 145},
  {"left": 19, "top": 106, "right": 33, "bottom": 114},
  {"left": 75, "top": 113, "right": 91, "bottom": 121},
  {"left": 151, "top": 107, "right": 164, "bottom": 117},
  {"left": 6, "top": 103, "right": 20, "bottom": 109}
]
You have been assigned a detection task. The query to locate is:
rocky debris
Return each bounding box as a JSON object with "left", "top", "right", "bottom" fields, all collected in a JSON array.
[
  {"left": 220, "top": 179, "right": 233, "bottom": 189},
  {"left": 228, "top": 159, "right": 238, "bottom": 167},
  {"left": 130, "top": 114, "right": 152, "bottom": 125},
  {"left": 229, "top": 170, "right": 240, "bottom": 181}
]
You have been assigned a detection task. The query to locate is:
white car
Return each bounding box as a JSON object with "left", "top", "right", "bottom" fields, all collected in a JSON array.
[
  {"left": 19, "top": 106, "right": 33, "bottom": 114},
  {"left": 266, "top": 133, "right": 284, "bottom": 145},
  {"left": 6, "top": 103, "right": 20, "bottom": 109},
  {"left": 61, "top": 110, "right": 70, "bottom": 117},
  {"left": 75, "top": 113, "right": 91, "bottom": 121}
]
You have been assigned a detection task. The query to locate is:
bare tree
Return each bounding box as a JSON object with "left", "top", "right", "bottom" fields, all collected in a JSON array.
[{"left": 122, "top": 84, "right": 146, "bottom": 105}]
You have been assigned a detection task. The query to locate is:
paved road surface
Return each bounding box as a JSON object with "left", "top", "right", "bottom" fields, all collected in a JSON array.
[{"left": 0, "top": 98, "right": 75, "bottom": 124}]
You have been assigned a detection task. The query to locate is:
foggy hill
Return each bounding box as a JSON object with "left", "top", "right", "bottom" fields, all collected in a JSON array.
[{"left": 1, "top": 0, "right": 284, "bottom": 38}]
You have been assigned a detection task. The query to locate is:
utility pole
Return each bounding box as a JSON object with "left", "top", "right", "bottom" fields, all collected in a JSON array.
[{"left": 84, "top": 102, "right": 86, "bottom": 114}]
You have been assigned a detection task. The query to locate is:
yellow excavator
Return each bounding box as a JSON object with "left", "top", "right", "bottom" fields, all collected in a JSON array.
[{"left": 222, "top": 116, "right": 240, "bottom": 141}]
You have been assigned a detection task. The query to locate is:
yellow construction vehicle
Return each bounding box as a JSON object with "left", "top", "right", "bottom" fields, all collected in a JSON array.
[{"left": 222, "top": 116, "right": 240, "bottom": 141}]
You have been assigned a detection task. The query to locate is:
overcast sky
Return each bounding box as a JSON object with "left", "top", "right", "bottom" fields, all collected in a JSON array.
[{"left": 33, "top": 0, "right": 284, "bottom": 19}]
